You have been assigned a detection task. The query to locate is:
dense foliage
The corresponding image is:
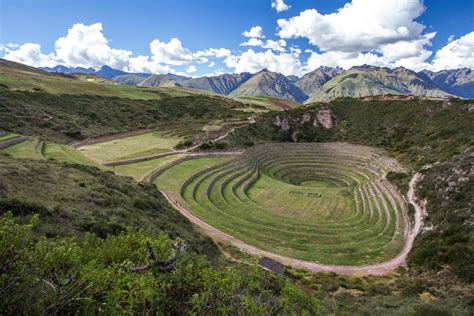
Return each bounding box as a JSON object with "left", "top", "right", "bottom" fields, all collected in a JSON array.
[
  {"left": 0, "top": 213, "right": 320, "bottom": 315},
  {"left": 410, "top": 150, "right": 473, "bottom": 282},
  {"left": 0, "top": 91, "right": 248, "bottom": 143},
  {"left": 0, "top": 155, "right": 217, "bottom": 256}
]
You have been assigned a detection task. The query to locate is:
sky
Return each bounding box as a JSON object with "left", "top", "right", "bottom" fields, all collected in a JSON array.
[{"left": 0, "top": 0, "right": 473, "bottom": 77}]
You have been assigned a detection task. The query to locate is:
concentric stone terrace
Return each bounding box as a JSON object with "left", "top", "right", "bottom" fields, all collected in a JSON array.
[{"left": 155, "top": 143, "right": 409, "bottom": 266}]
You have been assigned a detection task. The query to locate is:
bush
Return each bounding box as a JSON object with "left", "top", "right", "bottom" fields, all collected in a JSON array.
[{"left": 0, "top": 213, "right": 320, "bottom": 315}]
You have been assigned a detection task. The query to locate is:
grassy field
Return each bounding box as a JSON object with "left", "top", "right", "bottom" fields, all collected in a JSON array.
[
  {"left": 154, "top": 143, "right": 407, "bottom": 266},
  {"left": 232, "top": 96, "right": 301, "bottom": 111},
  {"left": 111, "top": 154, "right": 185, "bottom": 180},
  {"left": 0, "top": 133, "right": 18, "bottom": 141},
  {"left": 78, "top": 131, "right": 183, "bottom": 162},
  {"left": 42, "top": 142, "right": 105, "bottom": 169},
  {"left": 155, "top": 157, "right": 232, "bottom": 192},
  {"left": 0, "top": 139, "right": 43, "bottom": 159}
]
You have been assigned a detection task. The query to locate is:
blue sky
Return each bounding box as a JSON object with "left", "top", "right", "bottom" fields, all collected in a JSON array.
[{"left": 1, "top": 0, "right": 473, "bottom": 76}]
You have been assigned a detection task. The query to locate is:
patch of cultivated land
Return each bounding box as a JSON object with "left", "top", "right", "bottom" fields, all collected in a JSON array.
[
  {"left": 78, "top": 131, "right": 183, "bottom": 163},
  {"left": 0, "top": 139, "right": 43, "bottom": 159},
  {"left": 110, "top": 155, "right": 186, "bottom": 180},
  {"left": 42, "top": 143, "right": 106, "bottom": 169},
  {"left": 154, "top": 143, "right": 409, "bottom": 266}
]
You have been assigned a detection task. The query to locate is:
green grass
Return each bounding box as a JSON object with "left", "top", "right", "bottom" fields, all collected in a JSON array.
[
  {"left": 42, "top": 142, "right": 105, "bottom": 169},
  {"left": 233, "top": 96, "right": 301, "bottom": 111},
  {"left": 111, "top": 154, "right": 185, "bottom": 180},
  {"left": 154, "top": 143, "right": 407, "bottom": 266},
  {"left": 155, "top": 157, "right": 232, "bottom": 192},
  {"left": 0, "top": 133, "right": 18, "bottom": 141},
  {"left": 0, "top": 139, "right": 43, "bottom": 159},
  {"left": 78, "top": 131, "right": 183, "bottom": 162}
]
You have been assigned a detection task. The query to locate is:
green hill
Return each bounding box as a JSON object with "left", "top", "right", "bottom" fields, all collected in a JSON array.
[
  {"left": 307, "top": 65, "right": 451, "bottom": 103},
  {"left": 137, "top": 74, "right": 181, "bottom": 87},
  {"left": 180, "top": 72, "right": 252, "bottom": 95},
  {"left": 229, "top": 69, "right": 308, "bottom": 103}
]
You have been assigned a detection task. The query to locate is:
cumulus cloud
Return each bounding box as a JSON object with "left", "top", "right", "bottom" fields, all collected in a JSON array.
[
  {"left": 186, "top": 65, "right": 197, "bottom": 73},
  {"left": 208, "top": 61, "right": 215, "bottom": 67},
  {"left": 240, "top": 38, "right": 286, "bottom": 52},
  {"left": 224, "top": 48, "right": 301, "bottom": 75},
  {"left": 150, "top": 38, "right": 199, "bottom": 65},
  {"left": 262, "top": 39, "right": 286, "bottom": 52},
  {"left": 240, "top": 38, "right": 264, "bottom": 47},
  {"left": 242, "top": 26, "right": 265, "bottom": 38},
  {"left": 127, "top": 55, "right": 174, "bottom": 74},
  {"left": 55, "top": 23, "right": 132, "bottom": 69},
  {"left": 430, "top": 32, "right": 474, "bottom": 71},
  {"left": 306, "top": 51, "right": 387, "bottom": 71},
  {"left": 3, "top": 43, "right": 57, "bottom": 67},
  {"left": 305, "top": 33, "right": 436, "bottom": 72},
  {"left": 196, "top": 48, "right": 232, "bottom": 58},
  {"left": 271, "top": 0, "right": 291, "bottom": 13},
  {"left": 277, "top": 0, "right": 426, "bottom": 52}
]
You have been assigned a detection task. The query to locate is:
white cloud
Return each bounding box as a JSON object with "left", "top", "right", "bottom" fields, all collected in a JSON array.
[
  {"left": 0, "top": 43, "right": 19, "bottom": 52},
  {"left": 305, "top": 33, "right": 436, "bottom": 72},
  {"left": 55, "top": 23, "right": 132, "bottom": 69},
  {"left": 430, "top": 32, "right": 474, "bottom": 71},
  {"left": 240, "top": 38, "right": 286, "bottom": 52},
  {"left": 150, "top": 38, "right": 199, "bottom": 65},
  {"left": 272, "top": 0, "right": 291, "bottom": 13},
  {"left": 240, "top": 38, "right": 264, "bottom": 47},
  {"left": 186, "top": 65, "right": 197, "bottom": 73},
  {"left": 3, "top": 43, "right": 57, "bottom": 67},
  {"left": 448, "top": 35, "right": 455, "bottom": 43},
  {"left": 225, "top": 48, "right": 302, "bottom": 75},
  {"left": 277, "top": 0, "right": 425, "bottom": 52},
  {"left": 196, "top": 48, "right": 232, "bottom": 58},
  {"left": 208, "top": 61, "right": 215, "bottom": 67},
  {"left": 127, "top": 55, "right": 174, "bottom": 74},
  {"left": 262, "top": 39, "right": 286, "bottom": 52},
  {"left": 306, "top": 51, "right": 388, "bottom": 71},
  {"left": 242, "top": 26, "right": 265, "bottom": 38}
]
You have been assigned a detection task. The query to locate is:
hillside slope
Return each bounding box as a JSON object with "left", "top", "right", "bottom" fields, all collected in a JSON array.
[
  {"left": 180, "top": 73, "right": 252, "bottom": 95},
  {"left": 306, "top": 65, "right": 451, "bottom": 103},
  {"left": 295, "top": 66, "right": 342, "bottom": 96},
  {"left": 112, "top": 74, "right": 147, "bottom": 85},
  {"left": 229, "top": 69, "right": 307, "bottom": 103},
  {"left": 421, "top": 68, "right": 474, "bottom": 99},
  {"left": 137, "top": 74, "right": 180, "bottom": 87}
]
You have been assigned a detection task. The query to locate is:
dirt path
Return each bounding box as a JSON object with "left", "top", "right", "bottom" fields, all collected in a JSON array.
[
  {"left": 160, "top": 172, "right": 426, "bottom": 275},
  {"left": 104, "top": 117, "right": 254, "bottom": 167}
]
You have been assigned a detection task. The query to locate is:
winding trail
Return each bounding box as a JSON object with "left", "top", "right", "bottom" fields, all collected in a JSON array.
[
  {"left": 102, "top": 117, "right": 254, "bottom": 167},
  {"left": 159, "top": 171, "right": 426, "bottom": 275}
]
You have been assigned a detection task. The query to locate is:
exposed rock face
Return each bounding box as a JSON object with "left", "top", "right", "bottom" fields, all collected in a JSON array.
[
  {"left": 281, "top": 118, "right": 290, "bottom": 131},
  {"left": 291, "top": 131, "right": 299, "bottom": 142},
  {"left": 272, "top": 115, "right": 290, "bottom": 131},
  {"left": 301, "top": 112, "right": 312, "bottom": 124},
  {"left": 316, "top": 109, "right": 333, "bottom": 129},
  {"left": 272, "top": 115, "right": 282, "bottom": 127}
]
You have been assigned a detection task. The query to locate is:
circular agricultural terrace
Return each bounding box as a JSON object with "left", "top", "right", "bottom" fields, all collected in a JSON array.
[{"left": 155, "top": 143, "right": 409, "bottom": 266}]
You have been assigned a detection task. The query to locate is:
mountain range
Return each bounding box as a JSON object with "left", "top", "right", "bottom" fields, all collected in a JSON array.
[{"left": 40, "top": 64, "right": 474, "bottom": 102}]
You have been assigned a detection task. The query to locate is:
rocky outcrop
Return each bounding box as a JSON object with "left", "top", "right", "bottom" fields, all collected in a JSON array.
[{"left": 315, "top": 109, "right": 334, "bottom": 129}]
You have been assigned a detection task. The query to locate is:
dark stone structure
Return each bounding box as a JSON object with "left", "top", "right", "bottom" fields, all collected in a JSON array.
[{"left": 259, "top": 257, "right": 286, "bottom": 274}]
